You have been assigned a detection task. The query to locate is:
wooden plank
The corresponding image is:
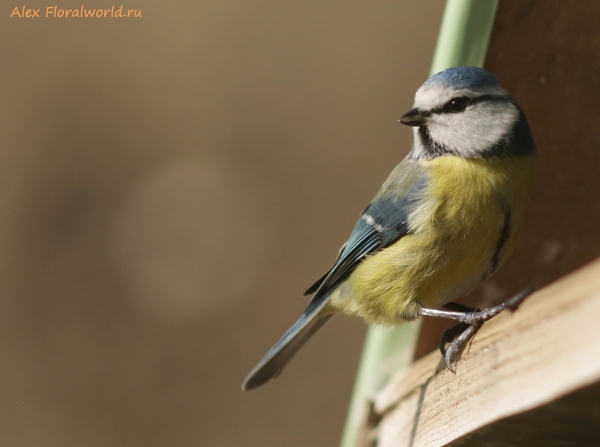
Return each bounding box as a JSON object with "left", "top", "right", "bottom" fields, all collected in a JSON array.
[
  {"left": 373, "top": 258, "right": 600, "bottom": 447},
  {"left": 446, "top": 381, "right": 600, "bottom": 446}
]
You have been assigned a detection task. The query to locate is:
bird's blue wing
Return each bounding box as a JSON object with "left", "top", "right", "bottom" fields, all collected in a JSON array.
[{"left": 304, "top": 171, "right": 427, "bottom": 310}]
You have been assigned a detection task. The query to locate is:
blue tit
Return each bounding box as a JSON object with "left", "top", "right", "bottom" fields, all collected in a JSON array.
[{"left": 243, "top": 66, "right": 536, "bottom": 391}]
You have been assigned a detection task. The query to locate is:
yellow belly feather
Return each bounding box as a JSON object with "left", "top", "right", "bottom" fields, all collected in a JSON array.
[{"left": 327, "top": 156, "right": 535, "bottom": 325}]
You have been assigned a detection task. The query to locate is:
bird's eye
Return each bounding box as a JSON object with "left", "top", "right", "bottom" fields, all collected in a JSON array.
[{"left": 444, "top": 97, "right": 470, "bottom": 113}]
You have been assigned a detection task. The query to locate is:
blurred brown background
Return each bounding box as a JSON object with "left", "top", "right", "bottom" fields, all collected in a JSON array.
[{"left": 0, "top": 1, "right": 445, "bottom": 446}]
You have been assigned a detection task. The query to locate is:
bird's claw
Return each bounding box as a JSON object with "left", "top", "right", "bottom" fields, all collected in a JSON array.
[
  {"left": 441, "top": 321, "right": 481, "bottom": 373},
  {"left": 426, "top": 288, "right": 534, "bottom": 373},
  {"left": 437, "top": 288, "right": 533, "bottom": 373},
  {"left": 444, "top": 344, "right": 457, "bottom": 373},
  {"left": 439, "top": 322, "right": 469, "bottom": 358}
]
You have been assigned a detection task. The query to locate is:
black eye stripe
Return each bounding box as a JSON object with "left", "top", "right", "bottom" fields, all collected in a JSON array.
[
  {"left": 430, "top": 94, "right": 512, "bottom": 114},
  {"left": 470, "top": 95, "right": 513, "bottom": 105}
]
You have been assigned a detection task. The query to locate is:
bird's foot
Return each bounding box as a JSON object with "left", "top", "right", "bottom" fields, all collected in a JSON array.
[
  {"left": 422, "top": 288, "right": 533, "bottom": 373},
  {"left": 441, "top": 322, "right": 481, "bottom": 373}
]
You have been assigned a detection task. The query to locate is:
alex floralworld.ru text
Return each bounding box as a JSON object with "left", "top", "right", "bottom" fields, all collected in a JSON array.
[{"left": 10, "top": 5, "right": 142, "bottom": 18}]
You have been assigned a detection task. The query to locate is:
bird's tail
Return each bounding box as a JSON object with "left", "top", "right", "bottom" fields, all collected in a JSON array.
[{"left": 242, "top": 307, "right": 333, "bottom": 391}]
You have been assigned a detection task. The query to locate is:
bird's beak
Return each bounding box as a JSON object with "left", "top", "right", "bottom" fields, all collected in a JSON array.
[{"left": 398, "top": 108, "right": 428, "bottom": 127}]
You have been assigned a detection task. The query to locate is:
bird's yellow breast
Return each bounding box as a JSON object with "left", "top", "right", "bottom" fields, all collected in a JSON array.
[{"left": 328, "top": 155, "right": 535, "bottom": 325}]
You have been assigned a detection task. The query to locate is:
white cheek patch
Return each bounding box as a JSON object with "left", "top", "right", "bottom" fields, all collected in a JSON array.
[
  {"left": 411, "top": 83, "right": 518, "bottom": 158},
  {"left": 428, "top": 102, "right": 518, "bottom": 157}
]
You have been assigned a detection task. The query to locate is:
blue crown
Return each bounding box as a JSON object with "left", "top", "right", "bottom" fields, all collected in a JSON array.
[{"left": 424, "top": 66, "right": 500, "bottom": 90}]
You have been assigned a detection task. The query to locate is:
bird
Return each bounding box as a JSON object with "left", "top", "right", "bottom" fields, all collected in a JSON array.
[{"left": 243, "top": 66, "right": 536, "bottom": 391}]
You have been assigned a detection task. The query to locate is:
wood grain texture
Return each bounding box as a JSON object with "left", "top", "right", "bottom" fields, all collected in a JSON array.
[
  {"left": 446, "top": 381, "right": 600, "bottom": 447},
  {"left": 373, "top": 258, "right": 600, "bottom": 447}
]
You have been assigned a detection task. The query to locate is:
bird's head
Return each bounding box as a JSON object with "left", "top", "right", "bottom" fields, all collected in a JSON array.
[{"left": 399, "top": 66, "right": 535, "bottom": 159}]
